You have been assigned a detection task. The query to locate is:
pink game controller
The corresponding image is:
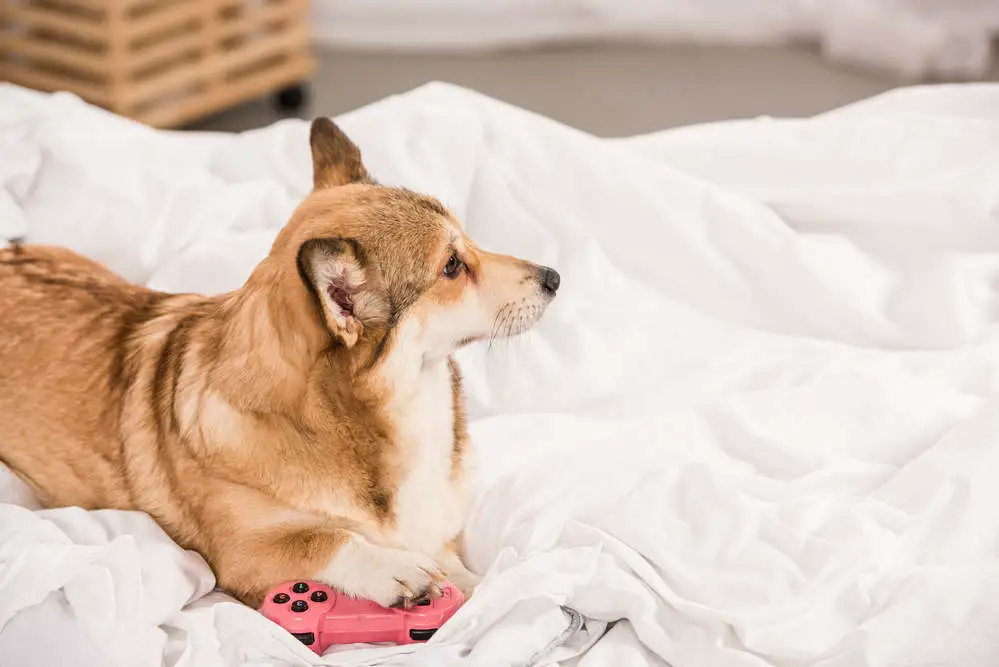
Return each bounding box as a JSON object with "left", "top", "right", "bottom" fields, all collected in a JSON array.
[{"left": 259, "top": 580, "right": 465, "bottom": 654}]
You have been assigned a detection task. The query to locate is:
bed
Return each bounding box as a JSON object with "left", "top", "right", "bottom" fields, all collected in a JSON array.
[{"left": 2, "top": 80, "right": 999, "bottom": 667}]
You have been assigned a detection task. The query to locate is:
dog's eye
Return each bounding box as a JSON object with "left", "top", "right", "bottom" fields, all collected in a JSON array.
[{"left": 443, "top": 253, "right": 463, "bottom": 279}]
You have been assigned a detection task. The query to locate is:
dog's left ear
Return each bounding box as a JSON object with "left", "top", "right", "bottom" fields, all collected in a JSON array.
[
  {"left": 297, "top": 237, "right": 378, "bottom": 348},
  {"left": 309, "top": 117, "right": 372, "bottom": 190}
]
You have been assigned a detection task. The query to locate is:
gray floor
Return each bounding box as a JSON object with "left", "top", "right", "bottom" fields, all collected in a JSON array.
[{"left": 189, "top": 43, "right": 986, "bottom": 137}]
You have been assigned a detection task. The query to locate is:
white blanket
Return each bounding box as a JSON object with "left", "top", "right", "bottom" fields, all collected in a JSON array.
[{"left": 3, "top": 81, "right": 999, "bottom": 667}]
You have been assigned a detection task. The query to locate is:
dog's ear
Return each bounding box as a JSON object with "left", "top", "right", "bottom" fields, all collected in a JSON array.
[
  {"left": 309, "top": 117, "right": 372, "bottom": 190},
  {"left": 297, "top": 237, "right": 383, "bottom": 348}
]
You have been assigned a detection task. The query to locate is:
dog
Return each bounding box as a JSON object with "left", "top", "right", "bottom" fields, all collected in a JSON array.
[{"left": 0, "top": 118, "right": 560, "bottom": 607}]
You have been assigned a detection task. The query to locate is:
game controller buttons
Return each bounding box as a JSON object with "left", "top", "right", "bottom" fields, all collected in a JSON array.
[
  {"left": 272, "top": 593, "right": 290, "bottom": 604},
  {"left": 291, "top": 600, "right": 308, "bottom": 613},
  {"left": 310, "top": 590, "right": 328, "bottom": 602},
  {"left": 292, "top": 582, "right": 309, "bottom": 593}
]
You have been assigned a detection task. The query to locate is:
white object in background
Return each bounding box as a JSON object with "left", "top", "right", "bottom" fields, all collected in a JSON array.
[
  {"left": 820, "top": 0, "right": 994, "bottom": 80},
  {"left": 309, "top": 0, "right": 998, "bottom": 80}
]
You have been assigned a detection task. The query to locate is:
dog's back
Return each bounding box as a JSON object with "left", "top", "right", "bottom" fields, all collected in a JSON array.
[{"left": 0, "top": 244, "right": 145, "bottom": 508}]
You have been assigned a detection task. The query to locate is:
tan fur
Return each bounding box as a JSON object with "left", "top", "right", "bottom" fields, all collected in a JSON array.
[{"left": 0, "top": 119, "right": 558, "bottom": 607}]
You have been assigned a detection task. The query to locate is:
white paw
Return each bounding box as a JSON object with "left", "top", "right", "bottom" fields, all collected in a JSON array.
[
  {"left": 436, "top": 546, "right": 482, "bottom": 598},
  {"left": 318, "top": 536, "right": 444, "bottom": 608},
  {"left": 448, "top": 569, "right": 481, "bottom": 599}
]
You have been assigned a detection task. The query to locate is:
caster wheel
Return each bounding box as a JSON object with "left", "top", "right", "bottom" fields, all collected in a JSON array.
[{"left": 272, "top": 84, "right": 308, "bottom": 113}]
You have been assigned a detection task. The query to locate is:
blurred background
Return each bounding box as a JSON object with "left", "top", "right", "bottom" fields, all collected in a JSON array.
[
  {"left": 2, "top": 0, "right": 998, "bottom": 136},
  {"left": 200, "top": 0, "right": 999, "bottom": 135}
]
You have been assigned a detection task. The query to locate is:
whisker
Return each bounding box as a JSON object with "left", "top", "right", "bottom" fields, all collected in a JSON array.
[
  {"left": 485, "top": 298, "right": 547, "bottom": 359},
  {"left": 487, "top": 304, "right": 513, "bottom": 352}
]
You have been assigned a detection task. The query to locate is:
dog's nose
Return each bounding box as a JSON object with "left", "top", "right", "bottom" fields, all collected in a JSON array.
[{"left": 540, "top": 267, "right": 560, "bottom": 295}]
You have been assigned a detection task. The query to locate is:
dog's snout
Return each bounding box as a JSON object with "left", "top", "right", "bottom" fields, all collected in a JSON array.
[{"left": 539, "top": 267, "right": 560, "bottom": 295}]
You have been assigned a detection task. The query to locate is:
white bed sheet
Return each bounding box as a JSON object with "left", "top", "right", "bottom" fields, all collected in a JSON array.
[{"left": 3, "top": 81, "right": 999, "bottom": 666}]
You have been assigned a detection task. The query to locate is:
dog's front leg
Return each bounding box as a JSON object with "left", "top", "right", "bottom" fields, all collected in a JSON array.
[
  {"left": 315, "top": 532, "right": 447, "bottom": 607},
  {"left": 436, "top": 536, "right": 481, "bottom": 598},
  {"left": 212, "top": 525, "right": 444, "bottom": 608}
]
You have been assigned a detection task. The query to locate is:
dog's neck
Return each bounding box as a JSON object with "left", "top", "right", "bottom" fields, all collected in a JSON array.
[
  {"left": 212, "top": 266, "right": 447, "bottom": 419},
  {"left": 358, "top": 317, "right": 449, "bottom": 408},
  {"left": 210, "top": 263, "right": 327, "bottom": 414}
]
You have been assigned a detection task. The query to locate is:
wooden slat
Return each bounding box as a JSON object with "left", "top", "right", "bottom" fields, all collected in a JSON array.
[
  {"left": 0, "top": 3, "right": 107, "bottom": 45},
  {"left": 118, "top": 0, "right": 171, "bottom": 11},
  {"left": 40, "top": 0, "right": 111, "bottom": 13},
  {"left": 0, "top": 62, "right": 110, "bottom": 105},
  {"left": 105, "top": 0, "right": 128, "bottom": 111},
  {"left": 22, "top": 0, "right": 106, "bottom": 21},
  {"left": 218, "top": 22, "right": 309, "bottom": 77},
  {"left": 214, "top": 0, "right": 295, "bottom": 15},
  {"left": 198, "top": 0, "right": 222, "bottom": 91},
  {"left": 0, "top": 33, "right": 109, "bottom": 77},
  {"left": 120, "top": 23, "right": 308, "bottom": 107},
  {"left": 117, "top": 56, "right": 204, "bottom": 108},
  {"left": 125, "top": 0, "right": 202, "bottom": 46},
  {"left": 135, "top": 53, "right": 313, "bottom": 128},
  {"left": 216, "top": 0, "right": 249, "bottom": 12},
  {"left": 217, "top": 0, "right": 307, "bottom": 43},
  {"left": 125, "top": 28, "right": 200, "bottom": 74}
]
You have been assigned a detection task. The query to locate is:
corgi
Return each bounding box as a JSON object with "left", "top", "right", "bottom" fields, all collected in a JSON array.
[{"left": 0, "top": 118, "right": 560, "bottom": 607}]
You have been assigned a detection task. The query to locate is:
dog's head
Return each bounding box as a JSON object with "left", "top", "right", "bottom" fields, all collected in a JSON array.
[{"left": 269, "top": 118, "right": 559, "bottom": 366}]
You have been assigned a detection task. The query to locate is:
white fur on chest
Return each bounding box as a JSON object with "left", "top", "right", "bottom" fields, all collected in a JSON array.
[{"left": 382, "top": 357, "right": 466, "bottom": 554}]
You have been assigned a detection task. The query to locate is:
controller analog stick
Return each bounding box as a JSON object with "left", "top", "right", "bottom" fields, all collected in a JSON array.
[{"left": 291, "top": 600, "right": 308, "bottom": 613}]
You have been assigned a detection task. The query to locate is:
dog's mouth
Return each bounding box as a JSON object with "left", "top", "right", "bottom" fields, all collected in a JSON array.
[{"left": 489, "top": 299, "right": 551, "bottom": 341}]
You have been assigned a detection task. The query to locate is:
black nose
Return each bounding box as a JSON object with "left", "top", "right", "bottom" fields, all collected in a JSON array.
[{"left": 540, "top": 267, "right": 560, "bottom": 295}]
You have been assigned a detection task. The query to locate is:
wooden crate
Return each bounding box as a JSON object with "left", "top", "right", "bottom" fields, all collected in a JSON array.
[{"left": 0, "top": 0, "right": 315, "bottom": 127}]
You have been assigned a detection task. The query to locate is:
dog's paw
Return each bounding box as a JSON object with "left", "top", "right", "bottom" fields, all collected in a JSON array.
[
  {"left": 318, "top": 537, "right": 444, "bottom": 608},
  {"left": 448, "top": 569, "right": 481, "bottom": 599},
  {"left": 436, "top": 545, "right": 482, "bottom": 599}
]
